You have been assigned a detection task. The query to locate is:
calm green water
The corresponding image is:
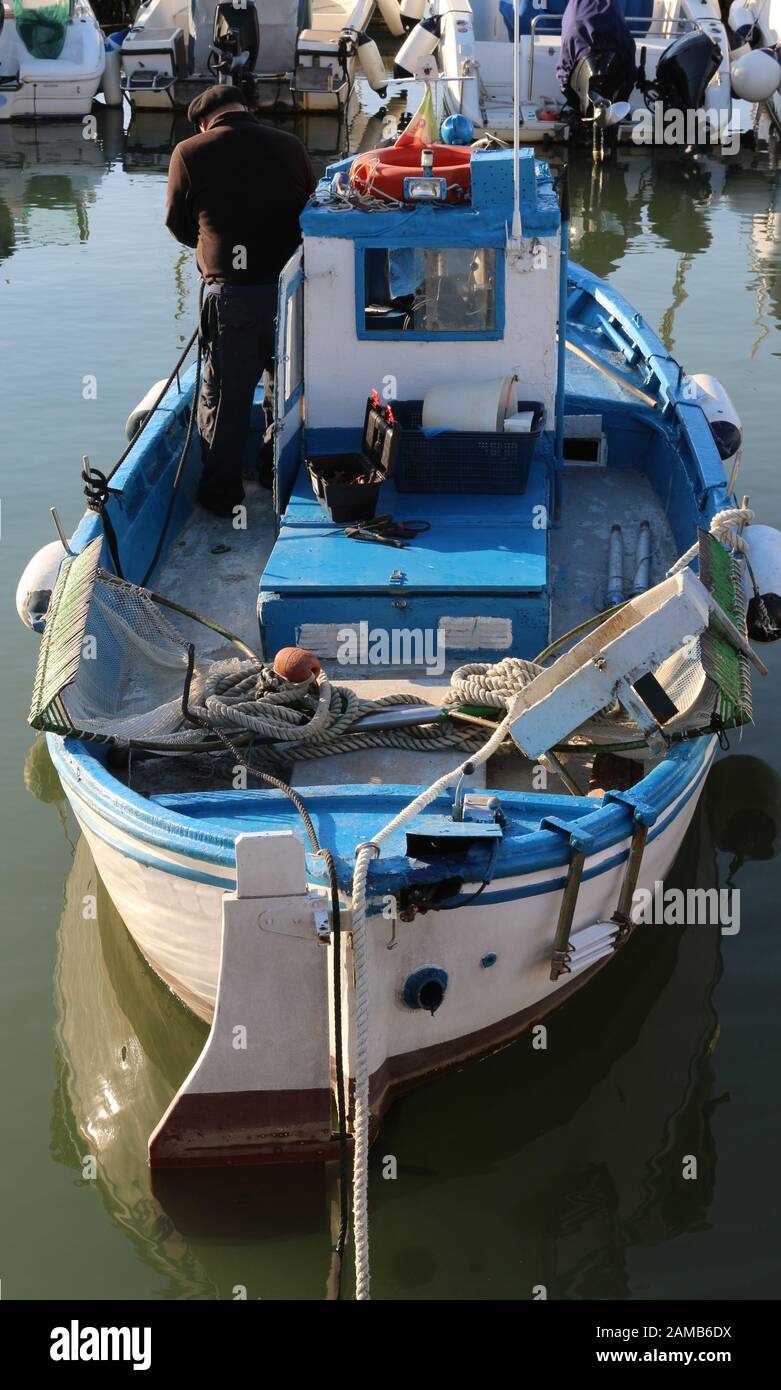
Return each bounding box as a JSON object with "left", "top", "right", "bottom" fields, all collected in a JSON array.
[{"left": 2, "top": 108, "right": 781, "bottom": 1301}]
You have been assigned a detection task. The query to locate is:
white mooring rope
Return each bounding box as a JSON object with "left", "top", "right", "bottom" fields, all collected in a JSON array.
[
  {"left": 349, "top": 711, "right": 513, "bottom": 1300},
  {"left": 668, "top": 505, "right": 754, "bottom": 576}
]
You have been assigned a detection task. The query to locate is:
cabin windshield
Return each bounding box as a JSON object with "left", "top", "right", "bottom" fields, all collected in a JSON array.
[{"left": 362, "top": 246, "right": 498, "bottom": 338}]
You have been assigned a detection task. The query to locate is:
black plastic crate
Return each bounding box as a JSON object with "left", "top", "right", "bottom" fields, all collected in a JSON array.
[
  {"left": 307, "top": 455, "right": 382, "bottom": 522},
  {"left": 391, "top": 399, "right": 544, "bottom": 495},
  {"left": 307, "top": 394, "right": 400, "bottom": 522}
]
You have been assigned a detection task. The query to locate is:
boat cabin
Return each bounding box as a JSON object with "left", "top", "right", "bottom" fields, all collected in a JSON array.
[{"left": 261, "top": 147, "right": 563, "bottom": 669}]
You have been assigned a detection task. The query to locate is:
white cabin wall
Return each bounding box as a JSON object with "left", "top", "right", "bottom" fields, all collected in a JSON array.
[{"left": 303, "top": 234, "right": 560, "bottom": 430}]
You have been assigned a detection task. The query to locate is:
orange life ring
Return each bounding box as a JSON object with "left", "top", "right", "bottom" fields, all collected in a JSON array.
[{"left": 349, "top": 144, "right": 472, "bottom": 205}]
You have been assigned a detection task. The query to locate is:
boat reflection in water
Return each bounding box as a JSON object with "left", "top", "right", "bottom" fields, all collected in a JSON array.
[
  {"left": 0, "top": 109, "right": 123, "bottom": 263},
  {"left": 34, "top": 730, "right": 780, "bottom": 1299},
  {"left": 42, "top": 740, "right": 333, "bottom": 1299}
]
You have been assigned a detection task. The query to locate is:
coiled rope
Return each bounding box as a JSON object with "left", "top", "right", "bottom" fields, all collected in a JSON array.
[
  {"left": 444, "top": 657, "right": 542, "bottom": 708},
  {"left": 183, "top": 659, "right": 493, "bottom": 765},
  {"left": 668, "top": 503, "right": 774, "bottom": 637}
]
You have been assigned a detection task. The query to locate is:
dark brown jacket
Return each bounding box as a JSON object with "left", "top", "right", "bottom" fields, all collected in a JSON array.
[{"left": 165, "top": 112, "right": 316, "bottom": 285}]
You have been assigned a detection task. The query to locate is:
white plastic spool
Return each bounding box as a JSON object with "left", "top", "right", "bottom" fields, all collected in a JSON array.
[
  {"left": 687, "top": 373, "right": 742, "bottom": 460},
  {"left": 400, "top": 0, "right": 427, "bottom": 24},
  {"left": 741, "top": 525, "right": 781, "bottom": 604},
  {"left": 422, "top": 375, "right": 517, "bottom": 432}
]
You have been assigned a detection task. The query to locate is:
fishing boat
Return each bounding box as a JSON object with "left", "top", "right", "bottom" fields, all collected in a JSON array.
[
  {"left": 16, "top": 103, "right": 781, "bottom": 1297},
  {"left": 0, "top": 0, "right": 106, "bottom": 120},
  {"left": 397, "top": 0, "right": 781, "bottom": 149},
  {"left": 118, "top": 0, "right": 380, "bottom": 113}
]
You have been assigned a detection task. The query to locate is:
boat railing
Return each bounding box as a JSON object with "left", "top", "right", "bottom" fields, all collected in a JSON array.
[
  {"left": 527, "top": 14, "right": 701, "bottom": 101},
  {"left": 566, "top": 263, "right": 727, "bottom": 508}
]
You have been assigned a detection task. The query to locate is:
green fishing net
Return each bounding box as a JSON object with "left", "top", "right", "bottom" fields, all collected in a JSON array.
[{"left": 13, "top": 0, "right": 70, "bottom": 62}]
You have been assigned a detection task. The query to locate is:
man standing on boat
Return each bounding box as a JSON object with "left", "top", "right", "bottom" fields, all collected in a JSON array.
[{"left": 165, "top": 85, "right": 315, "bottom": 517}]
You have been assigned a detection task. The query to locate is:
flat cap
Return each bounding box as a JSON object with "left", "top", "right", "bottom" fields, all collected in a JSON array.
[{"left": 187, "top": 84, "right": 247, "bottom": 127}]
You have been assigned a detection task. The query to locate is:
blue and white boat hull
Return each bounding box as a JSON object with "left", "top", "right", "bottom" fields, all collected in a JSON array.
[{"left": 49, "top": 731, "right": 716, "bottom": 1131}]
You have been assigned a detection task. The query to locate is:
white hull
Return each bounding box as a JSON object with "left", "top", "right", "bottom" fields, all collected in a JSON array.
[
  {"left": 63, "top": 736, "right": 715, "bottom": 1053},
  {"left": 122, "top": 0, "right": 374, "bottom": 113}
]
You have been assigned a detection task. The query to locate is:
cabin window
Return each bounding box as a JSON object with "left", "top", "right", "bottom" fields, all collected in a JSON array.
[
  {"left": 360, "top": 246, "right": 501, "bottom": 339},
  {"left": 283, "top": 286, "right": 303, "bottom": 406}
]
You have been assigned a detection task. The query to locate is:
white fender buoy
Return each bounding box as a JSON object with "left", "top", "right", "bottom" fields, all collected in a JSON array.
[
  {"left": 356, "top": 33, "right": 388, "bottom": 94},
  {"left": 376, "top": 0, "right": 405, "bottom": 38},
  {"left": 687, "top": 373, "right": 742, "bottom": 460},
  {"left": 101, "top": 48, "right": 123, "bottom": 109},
  {"left": 124, "top": 379, "right": 169, "bottom": 441},
  {"left": 394, "top": 17, "right": 440, "bottom": 79},
  {"left": 727, "top": 3, "right": 755, "bottom": 43},
  {"left": 731, "top": 49, "right": 781, "bottom": 102},
  {"left": 16, "top": 541, "right": 67, "bottom": 632},
  {"left": 399, "top": 0, "right": 427, "bottom": 28},
  {"left": 741, "top": 524, "right": 781, "bottom": 641}
]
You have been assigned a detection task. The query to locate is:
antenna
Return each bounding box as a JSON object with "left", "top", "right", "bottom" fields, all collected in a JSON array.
[
  {"left": 553, "top": 164, "right": 570, "bottom": 520},
  {"left": 509, "top": 0, "right": 522, "bottom": 248}
]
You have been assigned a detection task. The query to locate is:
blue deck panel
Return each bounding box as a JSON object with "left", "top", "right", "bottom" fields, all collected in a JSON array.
[{"left": 258, "top": 436, "right": 552, "bottom": 662}]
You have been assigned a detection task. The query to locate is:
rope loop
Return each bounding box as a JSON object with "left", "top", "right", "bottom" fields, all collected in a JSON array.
[
  {"left": 709, "top": 505, "right": 754, "bottom": 555},
  {"left": 82, "top": 463, "right": 116, "bottom": 512}
]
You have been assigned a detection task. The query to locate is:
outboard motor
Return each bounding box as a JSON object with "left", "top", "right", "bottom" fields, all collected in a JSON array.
[
  {"left": 569, "top": 48, "right": 634, "bottom": 123},
  {"left": 649, "top": 31, "right": 722, "bottom": 114},
  {"left": 557, "top": 0, "right": 636, "bottom": 143},
  {"left": 208, "top": 1, "right": 260, "bottom": 100}
]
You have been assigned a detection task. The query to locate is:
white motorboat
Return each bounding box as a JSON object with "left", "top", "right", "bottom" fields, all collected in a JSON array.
[
  {"left": 396, "top": 0, "right": 781, "bottom": 149},
  {"left": 0, "top": 0, "right": 105, "bottom": 120},
  {"left": 120, "top": 0, "right": 379, "bottom": 113}
]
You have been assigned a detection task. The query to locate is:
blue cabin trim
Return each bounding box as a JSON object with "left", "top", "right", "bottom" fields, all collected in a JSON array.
[
  {"left": 277, "top": 263, "right": 305, "bottom": 413},
  {"left": 302, "top": 149, "right": 561, "bottom": 246}
]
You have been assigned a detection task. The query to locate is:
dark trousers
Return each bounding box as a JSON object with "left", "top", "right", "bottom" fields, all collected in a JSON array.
[{"left": 197, "top": 282, "right": 277, "bottom": 511}]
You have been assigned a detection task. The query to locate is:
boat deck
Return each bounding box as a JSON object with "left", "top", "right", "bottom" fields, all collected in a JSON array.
[
  {"left": 129, "top": 432, "right": 679, "bottom": 802},
  {"left": 259, "top": 437, "right": 551, "bottom": 665}
]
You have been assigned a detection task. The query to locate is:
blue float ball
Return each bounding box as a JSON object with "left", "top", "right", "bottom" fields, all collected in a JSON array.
[{"left": 440, "top": 114, "right": 474, "bottom": 146}]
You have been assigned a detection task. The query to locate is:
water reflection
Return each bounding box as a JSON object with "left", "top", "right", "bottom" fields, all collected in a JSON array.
[
  {"left": 28, "top": 722, "right": 744, "bottom": 1300},
  {"left": 568, "top": 146, "right": 781, "bottom": 351},
  {"left": 0, "top": 110, "right": 122, "bottom": 260},
  {"left": 368, "top": 791, "right": 723, "bottom": 1299},
  {"left": 49, "top": 831, "right": 334, "bottom": 1300},
  {"left": 568, "top": 151, "right": 720, "bottom": 280},
  {"left": 1, "top": 108, "right": 778, "bottom": 345},
  {"left": 706, "top": 753, "right": 781, "bottom": 885}
]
